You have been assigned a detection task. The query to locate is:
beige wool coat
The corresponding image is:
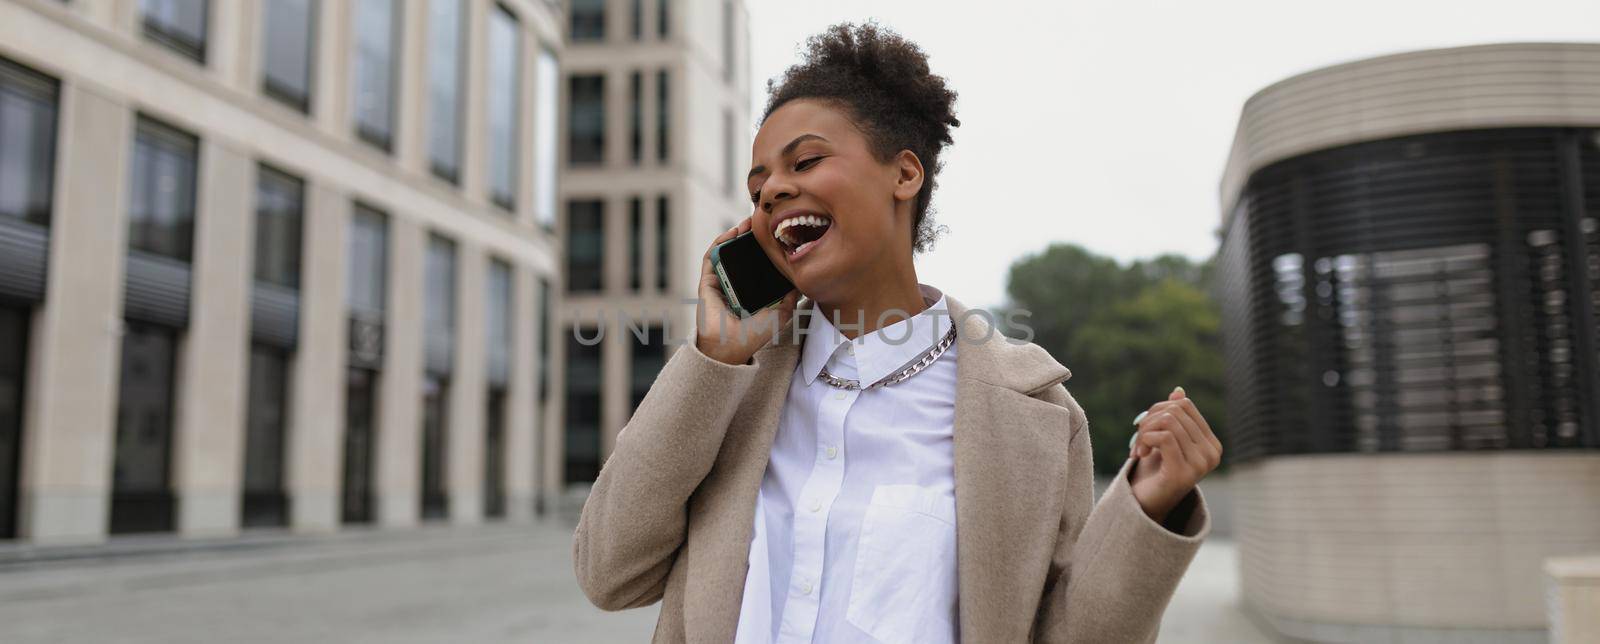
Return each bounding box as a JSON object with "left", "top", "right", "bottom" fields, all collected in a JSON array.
[{"left": 572, "top": 295, "right": 1210, "bottom": 643}]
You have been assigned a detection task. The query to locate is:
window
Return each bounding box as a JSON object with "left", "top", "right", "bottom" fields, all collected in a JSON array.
[
  {"left": 486, "top": 258, "right": 513, "bottom": 385},
  {"left": 537, "top": 277, "right": 551, "bottom": 402},
  {"left": 0, "top": 58, "right": 58, "bottom": 226},
  {"left": 629, "top": 197, "right": 642, "bottom": 292},
  {"left": 347, "top": 204, "right": 388, "bottom": 315},
  {"left": 568, "top": 75, "right": 605, "bottom": 166},
  {"left": 570, "top": 0, "right": 605, "bottom": 42},
  {"left": 141, "top": 0, "right": 208, "bottom": 63},
  {"left": 487, "top": 5, "right": 521, "bottom": 211},
  {"left": 657, "top": 195, "right": 670, "bottom": 291},
  {"left": 341, "top": 367, "right": 378, "bottom": 524},
  {"left": 426, "top": 0, "right": 465, "bottom": 182},
  {"left": 0, "top": 307, "right": 27, "bottom": 539},
  {"left": 420, "top": 373, "right": 449, "bottom": 519},
  {"left": 656, "top": 0, "right": 669, "bottom": 38},
  {"left": 483, "top": 260, "right": 513, "bottom": 520},
  {"left": 628, "top": 71, "right": 642, "bottom": 164},
  {"left": 111, "top": 322, "right": 179, "bottom": 534},
  {"left": 656, "top": 69, "right": 670, "bottom": 163},
  {"left": 129, "top": 116, "right": 198, "bottom": 262},
  {"left": 722, "top": 0, "right": 735, "bottom": 83},
  {"left": 533, "top": 48, "right": 559, "bottom": 229},
  {"left": 424, "top": 234, "right": 457, "bottom": 374},
  {"left": 565, "top": 327, "right": 602, "bottom": 483},
  {"left": 352, "top": 0, "right": 398, "bottom": 151},
  {"left": 241, "top": 344, "right": 290, "bottom": 528},
  {"left": 630, "top": 325, "right": 665, "bottom": 413},
  {"left": 484, "top": 387, "right": 507, "bottom": 518},
  {"left": 567, "top": 200, "right": 604, "bottom": 292},
  {"left": 255, "top": 165, "right": 304, "bottom": 289},
  {"left": 262, "top": 0, "right": 316, "bottom": 111},
  {"left": 629, "top": 0, "right": 642, "bottom": 40}
]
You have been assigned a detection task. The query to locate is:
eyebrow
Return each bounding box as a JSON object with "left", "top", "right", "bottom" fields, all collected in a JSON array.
[{"left": 747, "top": 134, "right": 830, "bottom": 182}]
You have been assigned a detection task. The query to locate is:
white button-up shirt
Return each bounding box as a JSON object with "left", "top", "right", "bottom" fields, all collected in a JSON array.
[{"left": 733, "top": 284, "right": 960, "bottom": 644}]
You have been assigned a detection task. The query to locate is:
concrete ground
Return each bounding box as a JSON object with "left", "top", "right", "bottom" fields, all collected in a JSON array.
[{"left": 0, "top": 516, "right": 1273, "bottom": 643}]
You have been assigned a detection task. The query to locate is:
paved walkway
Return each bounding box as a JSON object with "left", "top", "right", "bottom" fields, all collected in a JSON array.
[{"left": 0, "top": 520, "right": 1272, "bottom": 643}]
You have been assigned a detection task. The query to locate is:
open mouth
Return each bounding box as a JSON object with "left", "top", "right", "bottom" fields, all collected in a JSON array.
[{"left": 774, "top": 213, "right": 833, "bottom": 259}]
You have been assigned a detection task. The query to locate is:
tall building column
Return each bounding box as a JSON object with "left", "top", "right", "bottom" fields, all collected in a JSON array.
[
  {"left": 394, "top": 0, "right": 429, "bottom": 175},
  {"left": 503, "top": 265, "right": 538, "bottom": 521},
  {"left": 288, "top": 185, "right": 350, "bottom": 533},
  {"left": 19, "top": 85, "right": 132, "bottom": 543},
  {"left": 459, "top": 0, "right": 490, "bottom": 201},
  {"left": 376, "top": 217, "right": 424, "bottom": 527},
  {"left": 171, "top": 140, "right": 254, "bottom": 537},
  {"left": 447, "top": 242, "right": 487, "bottom": 525},
  {"left": 311, "top": 0, "right": 351, "bottom": 139}
]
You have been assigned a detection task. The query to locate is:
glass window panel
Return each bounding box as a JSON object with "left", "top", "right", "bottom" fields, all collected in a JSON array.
[
  {"left": 656, "top": 70, "right": 669, "bottom": 163},
  {"left": 628, "top": 71, "right": 641, "bottom": 164},
  {"left": 565, "top": 328, "right": 602, "bottom": 483},
  {"left": 141, "top": 0, "right": 209, "bottom": 62},
  {"left": 254, "top": 165, "right": 304, "bottom": 289},
  {"left": 427, "top": 0, "right": 464, "bottom": 182},
  {"left": 0, "top": 306, "right": 27, "bottom": 539},
  {"left": 128, "top": 117, "right": 199, "bottom": 262},
  {"left": 629, "top": 197, "right": 642, "bottom": 292},
  {"left": 352, "top": 0, "right": 397, "bottom": 151},
  {"left": 111, "top": 322, "right": 178, "bottom": 533},
  {"left": 487, "top": 6, "right": 521, "bottom": 210},
  {"left": 341, "top": 367, "right": 378, "bottom": 524},
  {"left": 0, "top": 58, "right": 58, "bottom": 226},
  {"left": 425, "top": 234, "right": 457, "bottom": 373},
  {"left": 567, "top": 200, "right": 604, "bottom": 292},
  {"left": 656, "top": 0, "right": 669, "bottom": 38},
  {"left": 533, "top": 48, "right": 559, "bottom": 228},
  {"left": 241, "top": 344, "right": 289, "bottom": 527},
  {"left": 570, "top": 0, "right": 605, "bottom": 41},
  {"left": 347, "top": 205, "right": 388, "bottom": 314},
  {"left": 487, "top": 258, "right": 512, "bottom": 361},
  {"left": 657, "top": 195, "right": 669, "bottom": 291},
  {"left": 567, "top": 75, "right": 605, "bottom": 166},
  {"left": 629, "top": 325, "right": 664, "bottom": 414},
  {"left": 262, "top": 0, "right": 316, "bottom": 111},
  {"left": 420, "top": 374, "right": 449, "bottom": 519}
]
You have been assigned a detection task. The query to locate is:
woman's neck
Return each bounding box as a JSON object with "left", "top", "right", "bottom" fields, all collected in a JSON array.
[{"left": 814, "top": 276, "right": 928, "bottom": 341}]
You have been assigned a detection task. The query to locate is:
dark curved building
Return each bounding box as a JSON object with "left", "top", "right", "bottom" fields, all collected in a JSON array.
[{"left": 1217, "top": 43, "right": 1600, "bottom": 642}]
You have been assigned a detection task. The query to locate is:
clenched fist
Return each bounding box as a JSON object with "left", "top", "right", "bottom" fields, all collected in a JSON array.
[{"left": 1127, "top": 387, "right": 1222, "bottom": 524}]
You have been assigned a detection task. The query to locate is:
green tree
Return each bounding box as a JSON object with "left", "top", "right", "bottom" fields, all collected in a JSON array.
[{"left": 1003, "top": 244, "right": 1226, "bottom": 475}]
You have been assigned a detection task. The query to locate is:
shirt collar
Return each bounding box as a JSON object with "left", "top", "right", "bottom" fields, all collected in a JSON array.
[{"left": 799, "top": 283, "right": 952, "bottom": 387}]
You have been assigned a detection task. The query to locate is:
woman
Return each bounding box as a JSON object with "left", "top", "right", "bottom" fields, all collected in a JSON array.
[{"left": 573, "top": 20, "right": 1222, "bottom": 643}]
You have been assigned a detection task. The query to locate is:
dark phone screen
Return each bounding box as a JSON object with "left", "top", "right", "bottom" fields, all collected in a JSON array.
[{"left": 715, "top": 231, "right": 794, "bottom": 313}]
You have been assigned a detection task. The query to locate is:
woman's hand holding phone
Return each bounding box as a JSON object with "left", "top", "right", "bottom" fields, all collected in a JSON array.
[{"left": 697, "top": 217, "right": 802, "bottom": 366}]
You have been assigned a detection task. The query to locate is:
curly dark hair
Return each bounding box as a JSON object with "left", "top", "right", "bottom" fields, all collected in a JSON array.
[{"left": 761, "top": 20, "right": 960, "bottom": 254}]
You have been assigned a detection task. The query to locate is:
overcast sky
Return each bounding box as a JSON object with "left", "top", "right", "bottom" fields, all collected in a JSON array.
[{"left": 744, "top": 0, "right": 1600, "bottom": 309}]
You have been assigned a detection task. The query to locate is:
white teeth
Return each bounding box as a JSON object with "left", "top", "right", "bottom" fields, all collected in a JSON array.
[{"left": 775, "top": 214, "right": 831, "bottom": 248}]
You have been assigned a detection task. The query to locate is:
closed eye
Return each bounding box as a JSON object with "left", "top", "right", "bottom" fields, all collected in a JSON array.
[{"left": 749, "top": 157, "right": 825, "bottom": 205}]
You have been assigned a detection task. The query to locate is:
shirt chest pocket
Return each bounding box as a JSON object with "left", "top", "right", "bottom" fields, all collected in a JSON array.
[{"left": 845, "top": 484, "right": 959, "bottom": 644}]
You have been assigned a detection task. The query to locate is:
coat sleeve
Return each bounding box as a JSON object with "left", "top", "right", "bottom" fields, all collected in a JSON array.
[
  {"left": 1031, "top": 383, "right": 1210, "bottom": 643},
  {"left": 571, "top": 338, "right": 762, "bottom": 611}
]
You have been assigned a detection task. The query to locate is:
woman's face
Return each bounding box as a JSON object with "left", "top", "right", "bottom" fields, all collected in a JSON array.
[{"left": 746, "top": 99, "right": 922, "bottom": 302}]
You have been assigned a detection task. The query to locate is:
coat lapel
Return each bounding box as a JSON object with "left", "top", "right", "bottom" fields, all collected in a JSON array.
[{"left": 947, "top": 297, "right": 1076, "bottom": 641}]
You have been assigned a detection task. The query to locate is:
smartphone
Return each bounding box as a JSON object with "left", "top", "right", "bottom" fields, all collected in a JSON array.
[{"left": 709, "top": 230, "right": 795, "bottom": 318}]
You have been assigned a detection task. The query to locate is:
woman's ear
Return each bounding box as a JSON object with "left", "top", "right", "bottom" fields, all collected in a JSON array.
[{"left": 892, "top": 149, "right": 925, "bottom": 202}]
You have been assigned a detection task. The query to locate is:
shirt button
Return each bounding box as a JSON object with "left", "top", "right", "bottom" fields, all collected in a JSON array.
[
  {"left": 809, "top": 499, "right": 822, "bottom": 512},
  {"left": 845, "top": 343, "right": 855, "bottom": 355},
  {"left": 800, "top": 581, "right": 814, "bottom": 595},
  {"left": 826, "top": 445, "right": 838, "bottom": 459},
  {"left": 834, "top": 391, "right": 846, "bottom": 401}
]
